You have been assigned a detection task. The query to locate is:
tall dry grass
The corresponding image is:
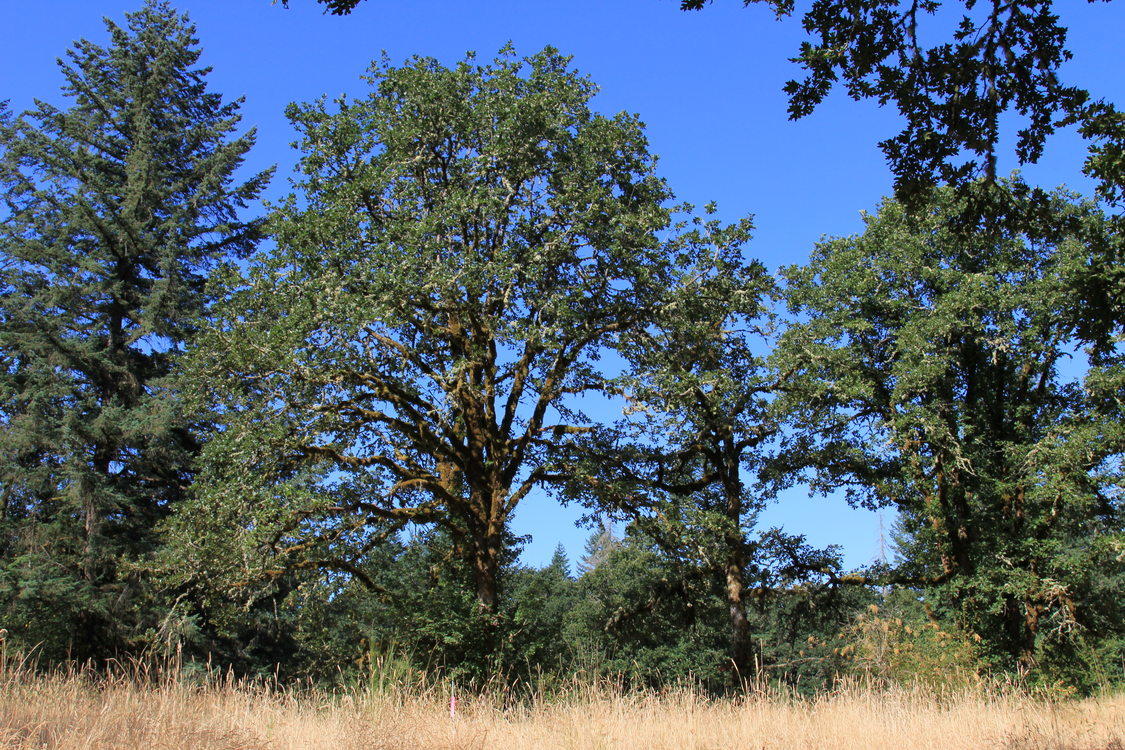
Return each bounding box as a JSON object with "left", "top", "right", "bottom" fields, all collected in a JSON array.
[{"left": 1, "top": 657, "right": 1122, "bottom": 750}]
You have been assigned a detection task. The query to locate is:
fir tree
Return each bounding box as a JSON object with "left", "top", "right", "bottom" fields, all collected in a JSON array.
[
  {"left": 0, "top": 0, "right": 269, "bottom": 662},
  {"left": 577, "top": 521, "right": 620, "bottom": 577}
]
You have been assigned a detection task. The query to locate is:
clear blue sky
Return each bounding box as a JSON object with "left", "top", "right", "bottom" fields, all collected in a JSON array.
[{"left": 3, "top": 0, "right": 1121, "bottom": 570}]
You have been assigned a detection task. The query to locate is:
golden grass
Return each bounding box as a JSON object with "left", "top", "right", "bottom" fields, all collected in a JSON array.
[{"left": 1, "top": 664, "right": 1122, "bottom": 750}]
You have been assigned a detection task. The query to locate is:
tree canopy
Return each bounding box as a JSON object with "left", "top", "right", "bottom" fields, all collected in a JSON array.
[
  {"left": 682, "top": 0, "right": 1113, "bottom": 197},
  {"left": 558, "top": 210, "right": 817, "bottom": 678},
  {"left": 166, "top": 47, "right": 735, "bottom": 648}
]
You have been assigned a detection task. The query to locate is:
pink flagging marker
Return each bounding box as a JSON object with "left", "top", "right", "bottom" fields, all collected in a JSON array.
[{"left": 449, "top": 685, "right": 457, "bottom": 719}]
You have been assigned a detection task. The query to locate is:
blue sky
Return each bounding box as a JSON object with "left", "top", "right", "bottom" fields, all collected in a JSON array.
[{"left": 3, "top": 0, "right": 1122, "bottom": 570}]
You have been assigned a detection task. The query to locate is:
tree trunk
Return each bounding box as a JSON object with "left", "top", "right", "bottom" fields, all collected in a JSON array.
[
  {"left": 472, "top": 542, "right": 500, "bottom": 613},
  {"left": 721, "top": 450, "right": 754, "bottom": 683},
  {"left": 725, "top": 553, "right": 753, "bottom": 680},
  {"left": 469, "top": 508, "right": 503, "bottom": 613}
]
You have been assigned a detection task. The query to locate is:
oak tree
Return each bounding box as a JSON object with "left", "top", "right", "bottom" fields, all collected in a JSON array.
[
  {"left": 569, "top": 211, "right": 778, "bottom": 677},
  {"left": 684, "top": 0, "right": 1110, "bottom": 197},
  {"left": 171, "top": 48, "right": 691, "bottom": 639},
  {"left": 774, "top": 181, "right": 1125, "bottom": 672},
  {"left": 563, "top": 209, "right": 845, "bottom": 681}
]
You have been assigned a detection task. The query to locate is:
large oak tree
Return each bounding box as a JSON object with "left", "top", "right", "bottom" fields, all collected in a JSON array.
[
  {"left": 171, "top": 48, "right": 712, "bottom": 636},
  {"left": 561, "top": 211, "right": 805, "bottom": 679}
]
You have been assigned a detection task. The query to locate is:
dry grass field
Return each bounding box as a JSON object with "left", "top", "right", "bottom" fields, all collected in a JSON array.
[{"left": 1, "top": 661, "right": 1122, "bottom": 750}]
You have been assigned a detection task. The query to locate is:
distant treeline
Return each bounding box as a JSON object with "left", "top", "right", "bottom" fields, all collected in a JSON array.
[{"left": 0, "top": 1, "right": 1122, "bottom": 695}]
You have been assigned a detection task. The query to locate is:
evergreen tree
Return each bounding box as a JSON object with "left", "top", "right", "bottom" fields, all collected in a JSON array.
[
  {"left": 576, "top": 521, "right": 620, "bottom": 577},
  {"left": 0, "top": 0, "right": 269, "bottom": 662},
  {"left": 565, "top": 529, "right": 730, "bottom": 689}
]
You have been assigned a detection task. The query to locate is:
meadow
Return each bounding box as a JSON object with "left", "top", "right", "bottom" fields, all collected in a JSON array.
[{"left": 2, "top": 660, "right": 1122, "bottom": 750}]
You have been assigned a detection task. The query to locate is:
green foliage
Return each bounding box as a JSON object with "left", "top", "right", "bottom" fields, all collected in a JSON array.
[
  {"left": 1, "top": 4, "right": 1121, "bottom": 695},
  {"left": 548, "top": 528, "right": 875, "bottom": 694},
  {"left": 167, "top": 45, "right": 714, "bottom": 665},
  {"left": 0, "top": 0, "right": 268, "bottom": 663},
  {"left": 775, "top": 180, "right": 1125, "bottom": 685},
  {"left": 159, "top": 524, "right": 498, "bottom": 682},
  {"left": 683, "top": 0, "right": 1116, "bottom": 202},
  {"left": 744, "top": 579, "right": 872, "bottom": 691},
  {"left": 559, "top": 205, "right": 855, "bottom": 682},
  {"left": 503, "top": 546, "right": 580, "bottom": 680},
  {"left": 285, "top": 529, "right": 503, "bottom": 684},
  {"left": 576, "top": 523, "right": 620, "bottom": 577},
  {"left": 561, "top": 531, "right": 729, "bottom": 689}
]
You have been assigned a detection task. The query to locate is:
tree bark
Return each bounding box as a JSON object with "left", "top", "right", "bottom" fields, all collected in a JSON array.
[
  {"left": 725, "top": 551, "right": 753, "bottom": 680},
  {"left": 721, "top": 443, "right": 754, "bottom": 682},
  {"left": 472, "top": 539, "right": 500, "bottom": 613}
]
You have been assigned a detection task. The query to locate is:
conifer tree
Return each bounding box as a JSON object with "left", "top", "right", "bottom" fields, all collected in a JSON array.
[
  {"left": 576, "top": 521, "right": 621, "bottom": 577},
  {"left": 0, "top": 1, "right": 269, "bottom": 661}
]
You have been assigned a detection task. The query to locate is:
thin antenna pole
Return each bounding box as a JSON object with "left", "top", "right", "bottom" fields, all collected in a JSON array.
[
  {"left": 878, "top": 513, "right": 889, "bottom": 598},
  {"left": 878, "top": 513, "right": 887, "bottom": 565}
]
